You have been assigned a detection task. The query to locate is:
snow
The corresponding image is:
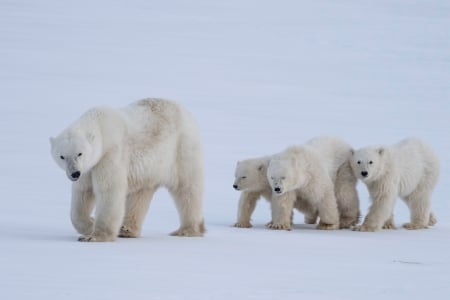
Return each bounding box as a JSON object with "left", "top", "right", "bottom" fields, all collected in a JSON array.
[{"left": 1, "top": 0, "right": 449, "bottom": 299}]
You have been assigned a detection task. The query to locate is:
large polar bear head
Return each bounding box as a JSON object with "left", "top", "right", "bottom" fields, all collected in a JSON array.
[
  {"left": 350, "top": 146, "right": 387, "bottom": 182},
  {"left": 267, "top": 156, "right": 307, "bottom": 195},
  {"left": 50, "top": 131, "right": 102, "bottom": 182},
  {"left": 233, "top": 158, "right": 268, "bottom": 192}
]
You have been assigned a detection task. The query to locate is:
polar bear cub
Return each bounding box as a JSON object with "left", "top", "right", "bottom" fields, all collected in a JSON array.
[
  {"left": 266, "top": 136, "right": 360, "bottom": 230},
  {"left": 232, "top": 156, "right": 318, "bottom": 227},
  {"left": 350, "top": 138, "right": 439, "bottom": 231},
  {"left": 50, "top": 99, "right": 205, "bottom": 242}
]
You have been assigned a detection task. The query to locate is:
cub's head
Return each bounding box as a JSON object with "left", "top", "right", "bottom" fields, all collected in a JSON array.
[
  {"left": 50, "top": 132, "right": 101, "bottom": 181},
  {"left": 267, "top": 157, "right": 301, "bottom": 195},
  {"left": 350, "top": 147, "right": 386, "bottom": 182},
  {"left": 233, "top": 159, "right": 267, "bottom": 192}
]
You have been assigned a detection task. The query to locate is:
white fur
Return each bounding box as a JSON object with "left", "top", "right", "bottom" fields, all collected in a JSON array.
[
  {"left": 350, "top": 138, "right": 439, "bottom": 231},
  {"left": 50, "top": 99, "right": 205, "bottom": 242},
  {"left": 232, "top": 156, "right": 318, "bottom": 228},
  {"left": 266, "top": 136, "right": 360, "bottom": 230}
]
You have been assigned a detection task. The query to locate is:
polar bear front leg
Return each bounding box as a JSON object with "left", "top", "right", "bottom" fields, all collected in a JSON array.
[
  {"left": 234, "top": 191, "right": 260, "bottom": 228},
  {"left": 71, "top": 175, "right": 95, "bottom": 236},
  {"left": 316, "top": 189, "right": 340, "bottom": 230},
  {"left": 354, "top": 187, "right": 397, "bottom": 232},
  {"left": 267, "top": 191, "right": 295, "bottom": 230},
  {"left": 79, "top": 159, "right": 128, "bottom": 242}
]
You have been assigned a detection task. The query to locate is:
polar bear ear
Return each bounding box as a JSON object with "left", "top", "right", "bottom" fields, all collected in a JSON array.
[
  {"left": 86, "top": 133, "right": 95, "bottom": 144},
  {"left": 377, "top": 147, "right": 385, "bottom": 155},
  {"left": 350, "top": 149, "right": 355, "bottom": 156}
]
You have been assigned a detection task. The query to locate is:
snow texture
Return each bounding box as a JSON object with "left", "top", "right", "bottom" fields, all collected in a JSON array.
[{"left": 1, "top": 1, "right": 449, "bottom": 299}]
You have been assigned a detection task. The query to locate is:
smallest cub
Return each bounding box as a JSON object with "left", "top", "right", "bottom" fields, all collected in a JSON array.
[{"left": 350, "top": 138, "right": 439, "bottom": 232}]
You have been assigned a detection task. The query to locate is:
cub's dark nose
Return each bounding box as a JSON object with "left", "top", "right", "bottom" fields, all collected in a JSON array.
[
  {"left": 361, "top": 171, "right": 368, "bottom": 177},
  {"left": 274, "top": 187, "right": 281, "bottom": 193},
  {"left": 233, "top": 184, "right": 238, "bottom": 190},
  {"left": 71, "top": 171, "right": 81, "bottom": 179}
]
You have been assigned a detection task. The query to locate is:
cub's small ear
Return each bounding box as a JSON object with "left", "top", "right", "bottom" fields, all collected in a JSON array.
[
  {"left": 378, "top": 147, "right": 385, "bottom": 155},
  {"left": 350, "top": 149, "right": 355, "bottom": 155},
  {"left": 86, "top": 133, "right": 95, "bottom": 143}
]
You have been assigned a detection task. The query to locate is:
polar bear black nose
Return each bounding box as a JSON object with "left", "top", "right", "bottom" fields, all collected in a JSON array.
[
  {"left": 274, "top": 187, "right": 281, "bottom": 193},
  {"left": 233, "top": 184, "right": 238, "bottom": 190},
  {"left": 361, "top": 171, "right": 368, "bottom": 177},
  {"left": 71, "top": 171, "right": 81, "bottom": 179}
]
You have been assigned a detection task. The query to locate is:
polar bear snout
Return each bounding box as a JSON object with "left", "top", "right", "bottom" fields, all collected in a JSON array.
[
  {"left": 233, "top": 184, "right": 239, "bottom": 190},
  {"left": 67, "top": 170, "right": 81, "bottom": 181},
  {"left": 274, "top": 187, "right": 282, "bottom": 194},
  {"left": 361, "top": 171, "right": 368, "bottom": 178},
  {"left": 71, "top": 171, "right": 81, "bottom": 179}
]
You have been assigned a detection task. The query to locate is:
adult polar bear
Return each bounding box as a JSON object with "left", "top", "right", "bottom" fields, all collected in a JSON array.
[
  {"left": 50, "top": 99, "right": 205, "bottom": 242},
  {"left": 266, "top": 136, "right": 360, "bottom": 230},
  {"left": 350, "top": 138, "right": 439, "bottom": 231}
]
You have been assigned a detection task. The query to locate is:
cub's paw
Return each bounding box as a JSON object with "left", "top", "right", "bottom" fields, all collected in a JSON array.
[
  {"left": 119, "top": 226, "right": 139, "bottom": 238},
  {"left": 78, "top": 234, "right": 115, "bottom": 242},
  {"left": 403, "top": 223, "right": 428, "bottom": 230},
  {"left": 78, "top": 235, "right": 97, "bottom": 242},
  {"left": 339, "top": 217, "right": 359, "bottom": 229},
  {"left": 233, "top": 222, "right": 252, "bottom": 228},
  {"left": 382, "top": 221, "right": 396, "bottom": 230},
  {"left": 316, "top": 222, "right": 339, "bottom": 230},
  {"left": 352, "top": 224, "right": 378, "bottom": 232},
  {"left": 429, "top": 214, "right": 437, "bottom": 226},
  {"left": 266, "top": 223, "right": 291, "bottom": 231}
]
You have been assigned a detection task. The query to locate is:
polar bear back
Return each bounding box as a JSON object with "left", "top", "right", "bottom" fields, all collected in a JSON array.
[
  {"left": 305, "top": 136, "right": 352, "bottom": 181},
  {"left": 391, "top": 138, "right": 439, "bottom": 197},
  {"left": 122, "top": 99, "right": 202, "bottom": 191}
]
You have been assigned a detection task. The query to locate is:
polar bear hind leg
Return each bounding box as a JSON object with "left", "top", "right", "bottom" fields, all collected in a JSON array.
[
  {"left": 168, "top": 149, "right": 205, "bottom": 237},
  {"left": 403, "top": 185, "right": 432, "bottom": 230},
  {"left": 169, "top": 183, "right": 205, "bottom": 236},
  {"left": 119, "top": 187, "right": 157, "bottom": 238}
]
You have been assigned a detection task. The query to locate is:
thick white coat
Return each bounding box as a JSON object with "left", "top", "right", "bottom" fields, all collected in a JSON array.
[
  {"left": 266, "top": 136, "right": 360, "bottom": 230},
  {"left": 350, "top": 138, "right": 439, "bottom": 231},
  {"left": 50, "top": 99, "right": 205, "bottom": 242},
  {"left": 232, "top": 156, "right": 318, "bottom": 227}
]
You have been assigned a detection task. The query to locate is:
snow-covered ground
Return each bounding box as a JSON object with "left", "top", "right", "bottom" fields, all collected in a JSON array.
[{"left": 1, "top": 1, "right": 449, "bottom": 299}]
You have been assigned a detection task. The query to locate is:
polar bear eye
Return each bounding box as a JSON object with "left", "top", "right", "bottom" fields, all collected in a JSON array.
[
  {"left": 60, "top": 156, "right": 65, "bottom": 160},
  {"left": 281, "top": 176, "right": 286, "bottom": 180},
  {"left": 78, "top": 153, "right": 83, "bottom": 157},
  {"left": 357, "top": 161, "right": 361, "bottom": 164},
  {"left": 241, "top": 176, "right": 246, "bottom": 179},
  {"left": 369, "top": 161, "right": 373, "bottom": 164}
]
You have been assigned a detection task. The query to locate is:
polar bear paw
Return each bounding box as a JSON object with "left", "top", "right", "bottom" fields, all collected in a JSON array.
[
  {"left": 170, "top": 225, "right": 205, "bottom": 237},
  {"left": 352, "top": 224, "right": 378, "bottom": 232},
  {"left": 266, "top": 222, "right": 291, "bottom": 230},
  {"left": 119, "top": 226, "right": 139, "bottom": 238},
  {"left": 429, "top": 214, "right": 437, "bottom": 226},
  {"left": 78, "top": 235, "right": 97, "bottom": 242},
  {"left": 339, "top": 217, "right": 359, "bottom": 229},
  {"left": 316, "top": 222, "right": 339, "bottom": 230},
  {"left": 382, "top": 220, "right": 396, "bottom": 230},
  {"left": 403, "top": 223, "right": 428, "bottom": 230},
  {"left": 233, "top": 222, "right": 253, "bottom": 228},
  {"left": 78, "top": 234, "right": 115, "bottom": 242}
]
